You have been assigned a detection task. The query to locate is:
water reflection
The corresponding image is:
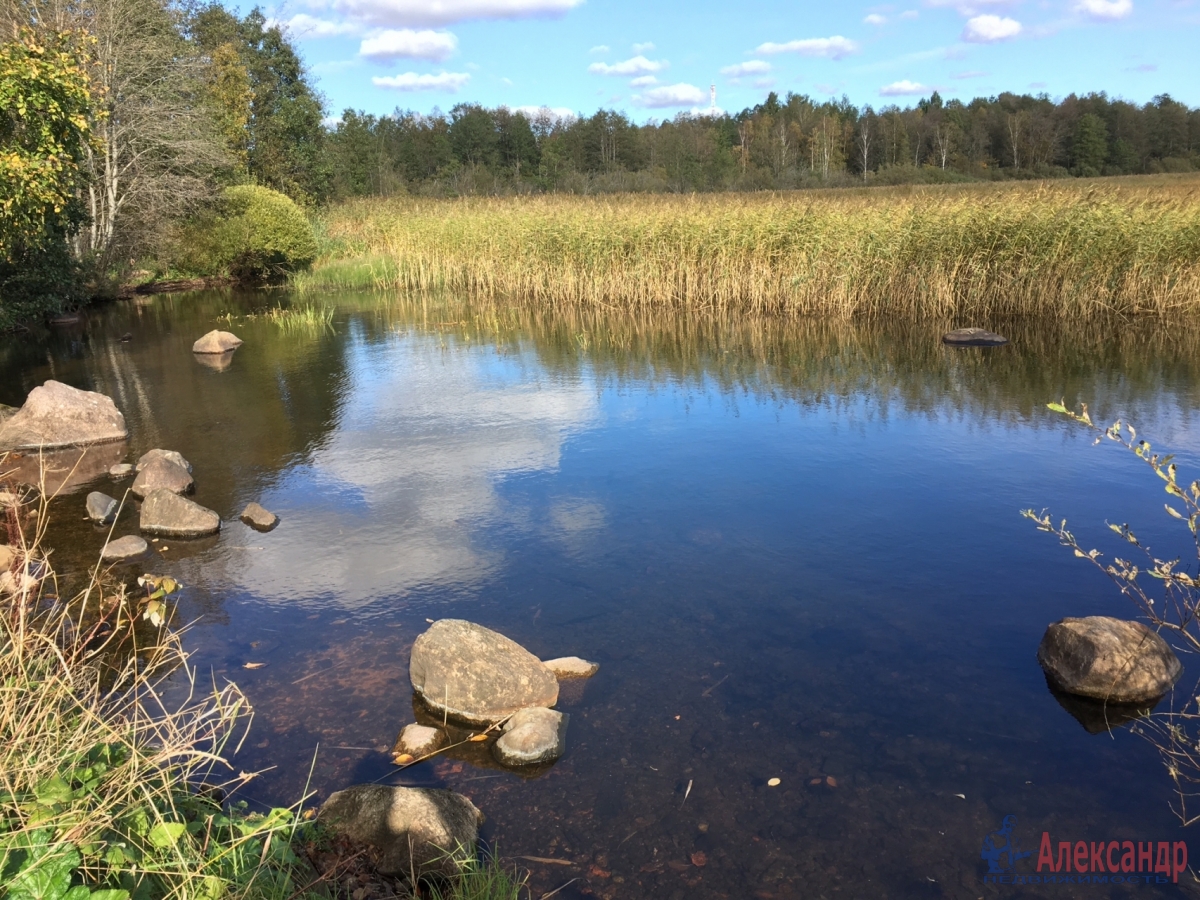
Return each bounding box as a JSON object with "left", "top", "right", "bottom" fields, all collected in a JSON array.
[{"left": 7, "top": 292, "right": 1200, "bottom": 897}]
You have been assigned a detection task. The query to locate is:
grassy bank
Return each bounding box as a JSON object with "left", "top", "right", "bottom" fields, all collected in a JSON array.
[
  {"left": 0, "top": 479, "right": 322, "bottom": 900},
  {"left": 299, "top": 175, "right": 1200, "bottom": 319}
]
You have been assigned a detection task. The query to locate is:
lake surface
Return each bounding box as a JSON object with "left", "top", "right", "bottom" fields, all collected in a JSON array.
[{"left": 6, "top": 292, "right": 1200, "bottom": 898}]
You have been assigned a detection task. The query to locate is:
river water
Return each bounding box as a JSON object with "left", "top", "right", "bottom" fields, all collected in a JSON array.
[{"left": 5, "top": 291, "right": 1200, "bottom": 898}]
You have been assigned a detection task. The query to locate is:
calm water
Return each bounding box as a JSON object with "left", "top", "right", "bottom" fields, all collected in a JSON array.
[{"left": 6, "top": 292, "right": 1200, "bottom": 898}]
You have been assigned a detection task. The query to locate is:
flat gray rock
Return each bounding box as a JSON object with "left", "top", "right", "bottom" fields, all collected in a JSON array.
[
  {"left": 136, "top": 449, "right": 192, "bottom": 473},
  {"left": 318, "top": 785, "right": 480, "bottom": 877},
  {"left": 240, "top": 502, "right": 278, "bottom": 532},
  {"left": 192, "top": 330, "right": 243, "bottom": 354},
  {"left": 140, "top": 489, "right": 220, "bottom": 537},
  {"left": 942, "top": 327, "right": 1008, "bottom": 347},
  {"left": 1038, "top": 616, "right": 1181, "bottom": 704},
  {"left": 86, "top": 491, "right": 119, "bottom": 525},
  {"left": 392, "top": 724, "right": 445, "bottom": 758},
  {"left": 410, "top": 619, "right": 559, "bottom": 726},
  {"left": 493, "top": 707, "right": 568, "bottom": 767},
  {"left": 131, "top": 457, "right": 194, "bottom": 499},
  {"left": 109, "top": 463, "right": 133, "bottom": 477},
  {"left": 544, "top": 656, "right": 600, "bottom": 679},
  {"left": 0, "top": 381, "right": 127, "bottom": 451},
  {"left": 102, "top": 535, "right": 148, "bottom": 562}
]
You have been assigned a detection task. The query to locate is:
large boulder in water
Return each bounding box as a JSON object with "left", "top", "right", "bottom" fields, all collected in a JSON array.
[
  {"left": 318, "top": 785, "right": 480, "bottom": 877},
  {"left": 140, "top": 489, "right": 220, "bottom": 537},
  {"left": 136, "top": 449, "right": 192, "bottom": 474},
  {"left": 493, "top": 707, "right": 568, "bottom": 767},
  {"left": 131, "top": 457, "right": 194, "bottom": 499},
  {"left": 0, "top": 381, "right": 127, "bottom": 451},
  {"left": 1037, "top": 616, "right": 1182, "bottom": 704},
  {"left": 192, "top": 330, "right": 243, "bottom": 354},
  {"left": 410, "top": 619, "right": 558, "bottom": 726}
]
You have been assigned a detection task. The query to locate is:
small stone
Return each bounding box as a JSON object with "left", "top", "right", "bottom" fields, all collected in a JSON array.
[
  {"left": 240, "top": 502, "right": 278, "bottom": 532},
  {"left": 86, "top": 491, "right": 119, "bottom": 525},
  {"left": 767, "top": 777, "right": 781, "bottom": 787},
  {"left": 392, "top": 724, "right": 445, "bottom": 758},
  {"left": 131, "top": 457, "right": 194, "bottom": 499},
  {"left": 136, "top": 449, "right": 192, "bottom": 473},
  {"left": 543, "top": 656, "right": 600, "bottom": 679},
  {"left": 493, "top": 707, "right": 568, "bottom": 767},
  {"left": 318, "top": 785, "right": 481, "bottom": 877},
  {"left": 942, "top": 327, "right": 1008, "bottom": 347},
  {"left": 192, "top": 330, "right": 243, "bottom": 354},
  {"left": 140, "top": 490, "right": 220, "bottom": 537},
  {"left": 109, "top": 463, "right": 133, "bottom": 477},
  {"left": 1038, "top": 615, "right": 1182, "bottom": 703},
  {"left": 102, "top": 535, "right": 149, "bottom": 562}
]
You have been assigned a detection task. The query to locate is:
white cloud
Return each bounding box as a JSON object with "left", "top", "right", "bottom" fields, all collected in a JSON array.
[
  {"left": 359, "top": 29, "right": 458, "bottom": 61},
  {"left": 588, "top": 55, "right": 667, "bottom": 76},
  {"left": 372, "top": 70, "right": 471, "bottom": 90},
  {"left": 864, "top": 13, "right": 887, "bottom": 24},
  {"left": 880, "top": 79, "right": 931, "bottom": 95},
  {"left": 1075, "top": 0, "right": 1132, "bottom": 18},
  {"left": 629, "top": 75, "right": 659, "bottom": 87},
  {"left": 720, "top": 60, "right": 771, "bottom": 77},
  {"left": 512, "top": 104, "right": 577, "bottom": 120},
  {"left": 270, "top": 13, "right": 361, "bottom": 37},
  {"left": 900, "top": 9, "right": 919, "bottom": 17},
  {"left": 753, "top": 77, "right": 775, "bottom": 89},
  {"left": 952, "top": 69, "right": 989, "bottom": 78},
  {"left": 632, "top": 41, "right": 655, "bottom": 53},
  {"left": 634, "top": 82, "right": 707, "bottom": 108},
  {"left": 333, "top": 0, "right": 581, "bottom": 28},
  {"left": 589, "top": 44, "right": 609, "bottom": 53},
  {"left": 754, "top": 36, "right": 861, "bottom": 59},
  {"left": 962, "top": 14, "right": 1022, "bottom": 41}
]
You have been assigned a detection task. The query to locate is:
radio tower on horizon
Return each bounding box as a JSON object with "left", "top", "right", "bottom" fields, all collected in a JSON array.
[{"left": 710, "top": 84, "right": 717, "bottom": 116}]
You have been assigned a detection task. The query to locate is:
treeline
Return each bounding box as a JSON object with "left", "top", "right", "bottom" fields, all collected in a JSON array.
[
  {"left": 0, "top": 0, "right": 328, "bottom": 323},
  {"left": 326, "top": 91, "right": 1200, "bottom": 198}
]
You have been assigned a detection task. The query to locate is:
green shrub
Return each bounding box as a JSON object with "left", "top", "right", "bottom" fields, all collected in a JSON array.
[{"left": 182, "top": 185, "right": 318, "bottom": 282}]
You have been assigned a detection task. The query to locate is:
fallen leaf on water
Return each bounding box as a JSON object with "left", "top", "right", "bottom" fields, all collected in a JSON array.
[
  {"left": 588, "top": 865, "right": 611, "bottom": 878},
  {"left": 667, "top": 860, "right": 690, "bottom": 871},
  {"left": 809, "top": 778, "right": 822, "bottom": 785},
  {"left": 516, "top": 856, "right": 575, "bottom": 867},
  {"left": 302, "top": 809, "right": 316, "bottom": 820},
  {"left": 767, "top": 777, "right": 781, "bottom": 787},
  {"left": 468, "top": 734, "right": 489, "bottom": 742},
  {"left": 954, "top": 793, "right": 966, "bottom": 799},
  {"left": 243, "top": 662, "right": 266, "bottom": 669},
  {"left": 690, "top": 851, "right": 707, "bottom": 867},
  {"left": 825, "top": 776, "right": 838, "bottom": 787},
  {"left": 393, "top": 753, "right": 414, "bottom": 765}
]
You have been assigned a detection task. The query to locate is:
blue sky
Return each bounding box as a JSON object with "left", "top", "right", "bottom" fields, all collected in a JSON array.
[{"left": 249, "top": 0, "right": 1199, "bottom": 121}]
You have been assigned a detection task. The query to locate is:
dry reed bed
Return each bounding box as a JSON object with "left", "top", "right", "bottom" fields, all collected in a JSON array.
[{"left": 304, "top": 178, "right": 1200, "bottom": 319}]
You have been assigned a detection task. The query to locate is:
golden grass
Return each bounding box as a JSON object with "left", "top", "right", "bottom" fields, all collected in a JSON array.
[{"left": 300, "top": 175, "right": 1200, "bottom": 319}]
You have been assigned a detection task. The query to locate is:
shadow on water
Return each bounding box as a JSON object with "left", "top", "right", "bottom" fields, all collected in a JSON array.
[{"left": 8, "top": 291, "right": 1200, "bottom": 896}]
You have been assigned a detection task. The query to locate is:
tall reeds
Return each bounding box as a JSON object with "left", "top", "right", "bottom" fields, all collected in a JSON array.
[{"left": 299, "top": 176, "right": 1200, "bottom": 319}]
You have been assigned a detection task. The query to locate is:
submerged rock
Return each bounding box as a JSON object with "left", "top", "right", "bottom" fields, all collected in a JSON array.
[
  {"left": 192, "top": 330, "right": 243, "bottom": 354},
  {"left": 240, "top": 502, "right": 278, "bottom": 532},
  {"left": 0, "top": 381, "right": 127, "bottom": 451},
  {"left": 318, "top": 785, "right": 481, "bottom": 877},
  {"left": 410, "top": 619, "right": 559, "bottom": 726},
  {"left": 1046, "top": 676, "right": 1155, "bottom": 735},
  {"left": 86, "top": 491, "right": 119, "bottom": 525},
  {"left": 942, "top": 327, "right": 1008, "bottom": 347},
  {"left": 131, "top": 457, "right": 194, "bottom": 499},
  {"left": 493, "top": 707, "right": 568, "bottom": 767},
  {"left": 109, "top": 463, "right": 133, "bottom": 477},
  {"left": 1037, "top": 616, "right": 1181, "bottom": 704},
  {"left": 102, "top": 535, "right": 149, "bottom": 562},
  {"left": 6, "top": 444, "right": 128, "bottom": 495},
  {"left": 543, "top": 656, "right": 600, "bottom": 679},
  {"left": 136, "top": 449, "right": 193, "bottom": 474},
  {"left": 140, "top": 490, "right": 220, "bottom": 537},
  {"left": 392, "top": 724, "right": 445, "bottom": 758},
  {"left": 193, "top": 351, "right": 236, "bottom": 372}
]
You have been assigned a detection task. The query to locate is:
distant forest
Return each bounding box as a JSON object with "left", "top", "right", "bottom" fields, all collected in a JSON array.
[{"left": 326, "top": 91, "right": 1200, "bottom": 198}]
